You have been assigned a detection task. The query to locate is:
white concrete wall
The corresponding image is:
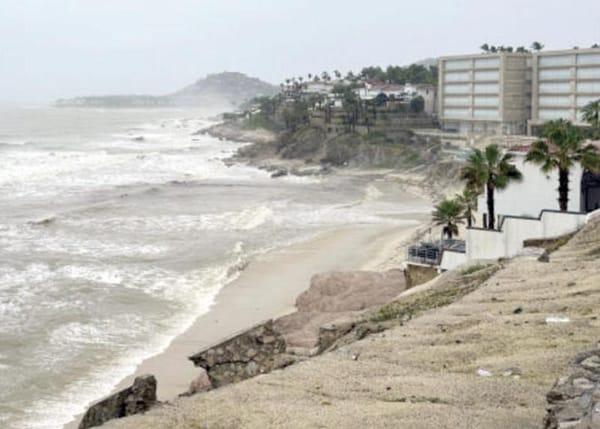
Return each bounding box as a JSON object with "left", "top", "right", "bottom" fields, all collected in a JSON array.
[
  {"left": 477, "top": 154, "right": 583, "bottom": 218},
  {"left": 466, "top": 228, "right": 507, "bottom": 260},
  {"left": 466, "top": 210, "right": 587, "bottom": 261},
  {"left": 440, "top": 250, "right": 468, "bottom": 271}
]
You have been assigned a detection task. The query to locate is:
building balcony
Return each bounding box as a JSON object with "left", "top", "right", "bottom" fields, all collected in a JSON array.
[{"left": 407, "top": 240, "right": 466, "bottom": 266}]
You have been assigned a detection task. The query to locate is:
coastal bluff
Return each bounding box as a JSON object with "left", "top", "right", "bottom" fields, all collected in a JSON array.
[{"left": 100, "top": 216, "right": 600, "bottom": 429}]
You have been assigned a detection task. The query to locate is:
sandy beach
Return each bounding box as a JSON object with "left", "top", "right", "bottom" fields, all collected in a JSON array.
[{"left": 65, "top": 217, "right": 426, "bottom": 428}]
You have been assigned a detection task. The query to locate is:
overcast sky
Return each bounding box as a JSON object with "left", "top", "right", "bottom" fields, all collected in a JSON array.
[{"left": 1, "top": 0, "right": 599, "bottom": 103}]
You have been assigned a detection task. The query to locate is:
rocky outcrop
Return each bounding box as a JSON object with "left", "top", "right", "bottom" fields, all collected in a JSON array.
[
  {"left": 188, "top": 320, "right": 294, "bottom": 388},
  {"left": 544, "top": 348, "right": 600, "bottom": 429},
  {"left": 79, "top": 375, "right": 157, "bottom": 429},
  {"left": 202, "top": 121, "right": 277, "bottom": 145}
]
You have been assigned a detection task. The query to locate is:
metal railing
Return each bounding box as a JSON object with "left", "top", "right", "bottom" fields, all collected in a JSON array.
[{"left": 407, "top": 240, "right": 466, "bottom": 266}]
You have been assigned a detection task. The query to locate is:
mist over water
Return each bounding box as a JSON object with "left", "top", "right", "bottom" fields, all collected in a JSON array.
[{"left": 0, "top": 107, "right": 428, "bottom": 429}]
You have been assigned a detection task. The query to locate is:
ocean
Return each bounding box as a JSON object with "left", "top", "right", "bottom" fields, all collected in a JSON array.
[{"left": 0, "top": 106, "right": 429, "bottom": 429}]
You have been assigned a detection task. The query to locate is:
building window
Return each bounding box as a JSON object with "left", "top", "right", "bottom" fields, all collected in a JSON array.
[
  {"left": 474, "top": 71, "right": 500, "bottom": 81},
  {"left": 473, "top": 83, "right": 499, "bottom": 94},
  {"left": 473, "top": 108, "right": 499, "bottom": 119},
  {"left": 445, "top": 59, "right": 472, "bottom": 70},
  {"left": 577, "top": 53, "right": 600, "bottom": 65},
  {"left": 577, "top": 67, "right": 600, "bottom": 79},
  {"left": 539, "top": 82, "right": 571, "bottom": 93},
  {"left": 444, "top": 96, "right": 470, "bottom": 106},
  {"left": 444, "top": 84, "right": 470, "bottom": 94},
  {"left": 445, "top": 72, "right": 470, "bottom": 82},
  {"left": 473, "top": 96, "right": 499, "bottom": 107},
  {"left": 539, "top": 95, "right": 570, "bottom": 107},
  {"left": 577, "top": 82, "right": 600, "bottom": 93},
  {"left": 539, "top": 68, "right": 571, "bottom": 80},
  {"left": 577, "top": 95, "right": 600, "bottom": 107},
  {"left": 474, "top": 57, "right": 500, "bottom": 69},
  {"left": 539, "top": 55, "right": 574, "bottom": 67},
  {"left": 444, "top": 108, "right": 470, "bottom": 118},
  {"left": 539, "top": 109, "right": 572, "bottom": 120}
]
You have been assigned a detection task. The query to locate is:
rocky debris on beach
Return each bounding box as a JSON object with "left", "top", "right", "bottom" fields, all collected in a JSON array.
[
  {"left": 79, "top": 375, "right": 157, "bottom": 429},
  {"left": 544, "top": 348, "right": 600, "bottom": 429},
  {"left": 184, "top": 270, "right": 407, "bottom": 392},
  {"left": 182, "top": 369, "right": 212, "bottom": 397},
  {"left": 188, "top": 320, "right": 294, "bottom": 388}
]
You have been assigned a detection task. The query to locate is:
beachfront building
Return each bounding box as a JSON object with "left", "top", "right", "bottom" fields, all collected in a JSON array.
[
  {"left": 476, "top": 144, "right": 600, "bottom": 218},
  {"left": 406, "top": 143, "right": 600, "bottom": 273},
  {"left": 528, "top": 47, "right": 600, "bottom": 134},
  {"left": 438, "top": 52, "right": 532, "bottom": 135}
]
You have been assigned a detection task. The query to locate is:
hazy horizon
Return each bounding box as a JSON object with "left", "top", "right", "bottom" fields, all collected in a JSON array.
[{"left": 1, "top": 0, "right": 599, "bottom": 104}]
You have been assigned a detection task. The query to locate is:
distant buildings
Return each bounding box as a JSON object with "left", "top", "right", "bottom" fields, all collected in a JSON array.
[
  {"left": 438, "top": 47, "right": 600, "bottom": 135},
  {"left": 529, "top": 48, "right": 600, "bottom": 133}
]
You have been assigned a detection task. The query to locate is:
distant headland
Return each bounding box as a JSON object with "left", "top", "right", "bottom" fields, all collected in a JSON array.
[{"left": 55, "top": 72, "right": 278, "bottom": 108}]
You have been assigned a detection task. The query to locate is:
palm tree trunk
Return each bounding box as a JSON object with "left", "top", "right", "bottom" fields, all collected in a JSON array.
[
  {"left": 446, "top": 222, "right": 453, "bottom": 240},
  {"left": 558, "top": 168, "right": 570, "bottom": 211},
  {"left": 487, "top": 182, "right": 495, "bottom": 230},
  {"left": 466, "top": 205, "right": 472, "bottom": 228}
]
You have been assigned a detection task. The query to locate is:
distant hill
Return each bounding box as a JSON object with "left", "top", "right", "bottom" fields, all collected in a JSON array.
[{"left": 55, "top": 72, "right": 279, "bottom": 108}]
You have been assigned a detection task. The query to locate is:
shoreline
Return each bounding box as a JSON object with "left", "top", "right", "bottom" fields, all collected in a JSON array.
[{"left": 64, "top": 219, "right": 427, "bottom": 429}]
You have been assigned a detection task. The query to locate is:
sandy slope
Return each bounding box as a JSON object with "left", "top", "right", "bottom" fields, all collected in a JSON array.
[{"left": 104, "top": 217, "right": 600, "bottom": 429}]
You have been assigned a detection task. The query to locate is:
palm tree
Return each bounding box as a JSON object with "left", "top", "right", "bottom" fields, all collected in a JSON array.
[
  {"left": 432, "top": 199, "right": 465, "bottom": 240},
  {"left": 531, "top": 41, "right": 544, "bottom": 52},
  {"left": 526, "top": 119, "right": 600, "bottom": 211},
  {"left": 461, "top": 144, "right": 522, "bottom": 230},
  {"left": 455, "top": 187, "right": 478, "bottom": 228},
  {"left": 582, "top": 99, "right": 600, "bottom": 129}
]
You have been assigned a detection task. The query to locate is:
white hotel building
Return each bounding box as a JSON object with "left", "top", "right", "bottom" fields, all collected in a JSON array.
[
  {"left": 437, "top": 47, "right": 600, "bottom": 136},
  {"left": 438, "top": 52, "right": 532, "bottom": 135},
  {"left": 529, "top": 48, "right": 600, "bottom": 134}
]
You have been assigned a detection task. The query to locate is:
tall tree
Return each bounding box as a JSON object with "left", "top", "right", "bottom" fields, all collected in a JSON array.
[
  {"left": 480, "top": 43, "right": 490, "bottom": 52},
  {"left": 455, "top": 187, "right": 478, "bottom": 228},
  {"left": 531, "top": 41, "right": 545, "bottom": 52},
  {"left": 461, "top": 144, "right": 522, "bottom": 229},
  {"left": 526, "top": 119, "right": 600, "bottom": 211},
  {"left": 432, "top": 199, "right": 465, "bottom": 240}
]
